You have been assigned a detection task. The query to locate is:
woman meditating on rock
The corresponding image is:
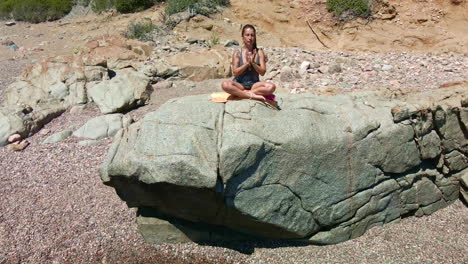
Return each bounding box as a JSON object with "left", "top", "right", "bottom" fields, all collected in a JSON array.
[{"left": 221, "top": 24, "right": 276, "bottom": 102}]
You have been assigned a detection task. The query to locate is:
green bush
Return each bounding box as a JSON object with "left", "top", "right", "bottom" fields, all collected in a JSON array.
[
  {"left": 115, "top": 0, "right": 154, "bottom": 13},
  {"left": 73, "top": 0, "right": 92, "bottom": 6},
  {"left": 8, "top": 0, "right": 73, "bottom": 23},
  {"left": 90, "top": 0, "right": 114, "bottom": 13},
  {"left": 326, "top": 0, "right": 371, "bottom": 19},
  {"left": 126, "top": 19, "right": 157, "bottom": 41},
  {"left": 165, "top": 0, "right": 229, "bottom": 16},
  {"left": 0, "top": 0, "right": 15, "bottom": 19}
]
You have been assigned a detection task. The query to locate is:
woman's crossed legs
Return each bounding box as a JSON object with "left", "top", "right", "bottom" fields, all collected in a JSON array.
[{"left": 221, "top": 80, "right": 276, "bottom": 101}]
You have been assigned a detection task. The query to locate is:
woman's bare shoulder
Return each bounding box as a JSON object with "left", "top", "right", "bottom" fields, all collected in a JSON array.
[{"left": 233, "top": 49, "right": 241, "bottom": 57}]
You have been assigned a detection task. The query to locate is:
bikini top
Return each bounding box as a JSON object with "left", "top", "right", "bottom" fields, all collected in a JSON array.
[{"left": 235, "top": 49, "right": 260, "bottom": 83}]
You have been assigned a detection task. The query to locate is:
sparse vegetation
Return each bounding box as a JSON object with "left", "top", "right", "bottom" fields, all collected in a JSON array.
[
  {"left": 126, "top": 19, "right": 157, "bottom": 41},
  {"left": 73, "top": 0, "right": 92, "bottom": 6},
  {"left": 0, "top": 0, "right": 159, "bottom": 21},
  {"left": 326, "top": 0, "right": 371, "bottom": 19},
  {"left": 208, "top": 33, "right": 220, "bottom": 48},
  {"left": 90, "top": 0, "right": 115, "bottom": 13},
  {"left": 0, "top": 0, "right": 73, "bottom": 23},
  {"left": 0, "top": 0, "right": 15, "bottom": 19},
  {"left": 165, "top": 0, "right": 229, "bottom": 16},
  {"left": 115, "top": 0, "right": 154, "bottom": 13}
]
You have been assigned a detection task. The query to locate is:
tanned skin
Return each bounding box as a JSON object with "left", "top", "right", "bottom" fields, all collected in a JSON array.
[{"left": 221, "top": 26, "right": 276, "bottom": 101}]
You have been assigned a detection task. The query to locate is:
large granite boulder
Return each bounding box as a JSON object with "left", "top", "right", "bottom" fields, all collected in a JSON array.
[{"left": 100, "top": 86, "right": 467, "bottom": 244}]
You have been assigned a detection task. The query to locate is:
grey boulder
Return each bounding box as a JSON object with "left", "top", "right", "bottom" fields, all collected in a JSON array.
[
  {"left": 41, "top": 129, "right": 73, "bottom": 144},
  {"left": 73, "top": 114, "right": 132, "bottom": 140},
  {"left": 88, "top": 68, "right": 151, "bottom": 114},
  {"left": 100, "top": 86, "right": 467, "bottom": 244}
]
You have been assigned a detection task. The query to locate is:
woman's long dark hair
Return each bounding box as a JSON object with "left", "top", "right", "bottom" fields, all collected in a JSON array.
[{"left": 241, "top": 24, "right": 257, "bottom": 52}]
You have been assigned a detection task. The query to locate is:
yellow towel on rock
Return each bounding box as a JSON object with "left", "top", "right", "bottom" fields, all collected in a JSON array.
[
  {"left": 210, "top": 92, "right": 239, "bottom": 103},
  {"left": 210, "top": 92, "right": 279, "bottom": 110}
]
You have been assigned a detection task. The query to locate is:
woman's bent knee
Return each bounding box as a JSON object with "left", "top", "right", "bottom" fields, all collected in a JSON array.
[
  {"left": 267, "top": 82, "right": 276, "bottom": 93},
  {"left": 221, "top": 81, "right": 232, "bottom": 92}
]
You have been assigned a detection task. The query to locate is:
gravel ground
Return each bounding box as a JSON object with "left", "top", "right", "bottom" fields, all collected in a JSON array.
[
  {"left": 0, "top": 49, "right": 467, "bottom": 263},
  {"left": 261, "top": 49, "right": 468, "bottom": 93}
]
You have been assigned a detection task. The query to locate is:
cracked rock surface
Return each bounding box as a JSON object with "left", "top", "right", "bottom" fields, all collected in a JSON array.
[{"left": 100, "top": 85, "right": 467, "bottom": 244}]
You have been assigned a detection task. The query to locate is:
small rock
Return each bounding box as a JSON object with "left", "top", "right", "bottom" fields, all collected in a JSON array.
[
  {"left": 7, "top": 140, "right": 29, "bottom": 152},
  {"left": 152, "top": 80, "right": 173, "bottom": 90},
  {"left": 328, "top": 64, "right": 342, "bottom": 74},
  {"left": 311, "top": 62, "right": 321, "bottom": 69},
  {"left": 299, "top": 61, "right": 311, "bottom": 75},
  {"left": 202, "top": 24, "right": 214, "bottom": 31},
  {"left": 318, "top": 65, "right": 329, "bottom": 74},
  {"left": 7, "top": 44, "right": 19, "bottom": 51},
  {"left": 382, "top": 65, "right": 394, "bottom": 71},
  {"left": 363, "top": 65, "right": 374, "bottom": 72},
  {"left": 8, "top": 134, "right": 21, "bottom": 143},
  {"left": 372, "top": 64, "right": 382, "bottom": 71},
  {"left": 224, "top": 40, "right": 239, "bottom": 47},
  {"left": 186, "top": 38, "right": 198, "bottom": 44},
  {"left": 41, "top": 130, "right": 72, "bottom": 144},
  {"left": 38, "top": 129, "right": 50, "bottom": 136},
  {"left": 191, "top": 15, "right": 206, "bottom": 23},
  {"left": 280, "top": 66, "right": 293, "bottom": 82},
  {"left": 1, "top": 40, "right": 15, "bottom": 46}
]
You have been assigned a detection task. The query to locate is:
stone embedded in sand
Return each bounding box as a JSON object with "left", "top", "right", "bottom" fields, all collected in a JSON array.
[
  {"left": 8, "top": 134, "right": 21, "bottom": 143},
  {"left": 280, "top": 66, "right": 294, "bottom": 82},
  {"left": 73, "top": 113, "right": 132, "bottom": 140},
  {"left": 329, "top": 64, "right": 342, "bottom": 74},
  {"left": 100, "top": 85, "right": 467, "bottom": 245},
  {"left": 382, "top": 64, "right": 394, "bottom": 71},
  {"left": 317, "top": 65, "right": 329, "bottom": 74},
  {"left": 41, "top": 130, "right": 73, "bottom": 144},
  {"left": 299, "top": 61, "right": 311, "bottom": 76},
  {"left": 7, "top": 140, "right": 30, "bottom": 151}
]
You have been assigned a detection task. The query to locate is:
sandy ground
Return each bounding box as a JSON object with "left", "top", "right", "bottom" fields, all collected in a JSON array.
[{"left": 0, "top": 0, "right": 467, "bottom": 263}]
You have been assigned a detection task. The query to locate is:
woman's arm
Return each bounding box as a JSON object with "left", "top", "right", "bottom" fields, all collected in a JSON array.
[
  {"left": 250, "top": 49, "right": 267, "bottom": 76},
  {"left": 232, "top": 50, "right": 250, "bottom": 77}
]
